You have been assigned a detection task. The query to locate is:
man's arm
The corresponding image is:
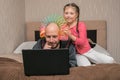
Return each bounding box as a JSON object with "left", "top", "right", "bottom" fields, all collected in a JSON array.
[
  {"left": 69, "top": 44, "right": 77, "bottom": 67},
  {"left": 32, "top": 39, "right": 42, "bottom": 50}
]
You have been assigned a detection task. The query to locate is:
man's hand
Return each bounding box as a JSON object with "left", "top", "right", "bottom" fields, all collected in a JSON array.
[{"left": 43, "top": 42, "right": 53, "bottom": 49}]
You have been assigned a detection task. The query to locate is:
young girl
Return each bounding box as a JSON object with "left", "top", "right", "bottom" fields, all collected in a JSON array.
[{"left": 62, "top": 3, "right": 115, "bottom": 66}]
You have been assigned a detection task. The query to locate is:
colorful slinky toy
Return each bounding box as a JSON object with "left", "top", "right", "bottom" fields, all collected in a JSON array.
[{"left": 39, "top": 14, "right": 68, "bottom": 40}]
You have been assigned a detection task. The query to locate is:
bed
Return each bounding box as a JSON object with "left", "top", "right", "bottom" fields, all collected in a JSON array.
[{"left": 0, "top": 20, "right": 120, "bottom": 80}]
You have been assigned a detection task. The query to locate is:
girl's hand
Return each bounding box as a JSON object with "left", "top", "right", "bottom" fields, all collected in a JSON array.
[
  {"left": 63, "top": 27, "right": 76, "bottom": 41},
  {"left": 63, "top": 27, "right": 71, "bottom": 36}
]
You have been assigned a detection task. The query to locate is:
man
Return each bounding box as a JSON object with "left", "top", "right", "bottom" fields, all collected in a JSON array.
[{"left": 33, "top": 23, "right": 77, "bottom": 67}]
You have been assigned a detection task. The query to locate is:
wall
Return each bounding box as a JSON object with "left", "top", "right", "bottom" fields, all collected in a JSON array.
[
  {"left": 0, "top": 0, "right": 25, "bottom": 53},
  {"left": 25, "top": 0, "right": 120, "bottom": 62}
]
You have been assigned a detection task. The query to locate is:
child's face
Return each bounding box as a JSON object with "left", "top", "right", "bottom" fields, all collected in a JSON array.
[{"left": 64, "top": 6, "right": 78, "bottom": 23}]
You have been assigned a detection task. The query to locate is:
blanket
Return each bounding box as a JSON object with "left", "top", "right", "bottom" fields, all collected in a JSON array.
[{"left": 0, "top": 57, "right": 120, "bottom": 80}]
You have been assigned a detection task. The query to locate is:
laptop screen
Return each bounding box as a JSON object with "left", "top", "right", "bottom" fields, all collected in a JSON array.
[{"left": 22, "top": 49, "right": 69, "bottom": 76}]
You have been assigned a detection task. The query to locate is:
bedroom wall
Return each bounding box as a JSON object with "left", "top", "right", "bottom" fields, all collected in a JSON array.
[
  {"left": 25, "top": 0, "right": 120, "bottom": 62},
  {"left": 0, "top": 0, "right": 25, "bottom": 53}
]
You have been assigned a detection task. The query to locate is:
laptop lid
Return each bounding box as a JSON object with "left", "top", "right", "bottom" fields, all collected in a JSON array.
[{"left": 22, "top": 48, "right": 69, "bottom": 76}]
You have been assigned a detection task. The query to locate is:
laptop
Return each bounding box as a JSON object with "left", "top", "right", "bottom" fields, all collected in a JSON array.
[{"left": 22, "top": 48, "right": 69, "bottom": 76}]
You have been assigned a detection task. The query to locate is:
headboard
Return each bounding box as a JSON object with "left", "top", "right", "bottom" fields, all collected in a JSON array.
[{"left": 26, "top": 20, "right": 107, "bottom": 49}]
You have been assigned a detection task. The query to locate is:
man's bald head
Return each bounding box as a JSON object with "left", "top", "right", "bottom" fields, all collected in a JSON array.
[{"left": 45, "top": 23, "right": 59, "bottom": 35}]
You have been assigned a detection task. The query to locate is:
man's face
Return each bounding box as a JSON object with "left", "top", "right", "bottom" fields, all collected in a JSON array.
[{"left": 45, "top": 25, "right": 59, "bottom": 49}]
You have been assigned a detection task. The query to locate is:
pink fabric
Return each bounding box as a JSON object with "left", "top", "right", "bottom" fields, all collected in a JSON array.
[{"left": 70, "top": 22, "right": 91, "bottom": 54}]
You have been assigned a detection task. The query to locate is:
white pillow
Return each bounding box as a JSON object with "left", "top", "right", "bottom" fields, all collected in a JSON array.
[
  {"left": 13, "top": 41, "right": 37, "bottom": 54},
  {"left": 93, "top": 44, "right": 110, "bottom": 56}
]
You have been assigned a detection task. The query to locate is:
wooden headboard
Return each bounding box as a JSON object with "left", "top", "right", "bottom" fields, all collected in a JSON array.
[{"left": 26, "top": 20, "right": 107, "bottom": 49}]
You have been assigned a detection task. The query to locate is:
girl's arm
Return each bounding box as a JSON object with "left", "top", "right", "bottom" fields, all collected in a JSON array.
[{"left": 64, "top": 22, "right": 87, "bottom": 46}]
